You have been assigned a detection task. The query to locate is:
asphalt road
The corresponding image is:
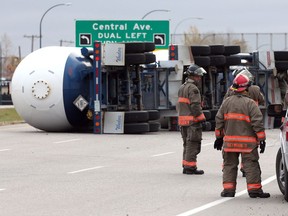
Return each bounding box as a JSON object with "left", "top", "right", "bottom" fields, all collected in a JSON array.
[{"left": 0, "top": 123, "right": 287, "bottom": 216}]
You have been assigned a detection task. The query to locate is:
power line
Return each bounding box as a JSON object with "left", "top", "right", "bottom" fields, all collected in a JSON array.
[{"left": 59, "top": 40, "right": 74, "bottom": 46}]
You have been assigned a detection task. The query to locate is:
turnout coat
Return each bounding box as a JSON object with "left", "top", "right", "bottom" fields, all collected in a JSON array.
[{"left": 215, "top": 93, "right": 265, "bottom": 153}]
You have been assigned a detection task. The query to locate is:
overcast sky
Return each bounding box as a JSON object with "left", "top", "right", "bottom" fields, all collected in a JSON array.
[{"left": 1, "top": 0, "right": 288, "bottom": 57}]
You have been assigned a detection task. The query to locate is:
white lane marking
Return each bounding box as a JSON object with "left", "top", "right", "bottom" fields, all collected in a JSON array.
[
  {"left": 68, "top": 166, "right": 105, "bottom": 174},
  {"left": 176, "top": 175, "right": 276, "bottom": 216},
  {"left": 152, "top": 152, "right": 174, "bottom": 157},
  {"left": 0, "top": 149, "right": 11, "bottom": 152},
  {"left": 0, "top": 188, "right": 6, "bottom": 191},
  {"left": 53, "top": 139, "right": 81, "bottom": 144}
]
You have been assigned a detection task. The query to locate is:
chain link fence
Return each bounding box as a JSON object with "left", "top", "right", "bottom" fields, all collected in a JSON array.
[{"left": 171, "top": 33, "right": 288, "bottom": 52}]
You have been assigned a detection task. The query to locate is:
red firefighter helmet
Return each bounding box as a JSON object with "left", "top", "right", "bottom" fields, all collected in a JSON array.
[{"left": 231, "top": 73, "right": 251, "bottom": 92}]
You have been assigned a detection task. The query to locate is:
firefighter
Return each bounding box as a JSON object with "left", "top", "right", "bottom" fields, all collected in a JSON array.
[
  {"left": 177, "top": 64, "right": 207, "bottom": 175},
  {"left": 224, "top": 67, "right": 265, "bottom": 177},
  {"left": 214, "top": 73, "right": 270, "bottom": 198},
  {"left": 224, "top": 67, "right": 265, "bottom": 106}
]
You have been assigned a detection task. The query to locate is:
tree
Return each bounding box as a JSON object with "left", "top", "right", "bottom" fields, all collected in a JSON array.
[
  {"left": 1, "top": 34, "right": 12, "bottom": 57},
  {"left": 1, "top": 34, "right": 21, "bottom": 79}
]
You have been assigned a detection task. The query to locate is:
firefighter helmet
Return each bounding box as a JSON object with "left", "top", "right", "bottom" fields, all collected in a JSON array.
[
  {"left": 232, "top": 67, "right": 254, "bottom": 82},
  {"left": 184, "top": 64, "right": 207, "bottom": 76},
  {"left": 231, "top": 73, "right": 251, "bottom": 92}
]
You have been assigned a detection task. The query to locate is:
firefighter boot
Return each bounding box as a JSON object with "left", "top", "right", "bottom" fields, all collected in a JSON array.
[
  {"left": 249, "top": 191, "right": 270, "bottom": 198},
  {"left": 221, "top": 190, "right": 235, "bottom": 197},
  {"left": 183, "top": 168, "right": 204, "bottom": 175}
]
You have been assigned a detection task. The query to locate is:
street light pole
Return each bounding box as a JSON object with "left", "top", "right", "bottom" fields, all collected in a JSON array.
[
  {"left": 142, "top": 9, "right": 170, "bottom": 19},
  {"left": 39, "top": 3, "right": 71, "bottom": 48},
  {"left": 173, "top": 17, "right": 203, "bottom": 35}
]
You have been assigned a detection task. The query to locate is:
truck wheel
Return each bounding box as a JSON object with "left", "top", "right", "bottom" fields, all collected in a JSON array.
[
  {"left": 274, "top": 51, "right": 288, "bottom": 61},
  {"left": 125, "top": 54, "right": 146, "bottom": 65},
  {"left": 144, "top": 42, "right": 156, "bottom": 52},
  {"left": 194, "top": 56, "right": 210, "bottom": 67},
  {"left": 124, "top": 111, "right": 149, "bottom": 123},
  {"left": 225, "top": 56, "right": 241, "bottom": 66},
  {"left": 124, "top": 42, "right": 145, "bottom": 53},
  {"left": 147, "top": 110, "right": 160, "bottom": 120},
  {"left": 124, "top": 122, "right": 149, "bottom": 134},
  {"left": 144, "top": 53, "right": 156, "bottom": 64},
  {"left": 148, "top": 121, "right": 161, "bottom": 132},
  {"left": 209, "top": 45, "right": 225, "bottom": 55},
  {"left": 275, "top": 61, "right": 288, "bottom": 71},
  {"left": 224, "top": 45, "right": 241, "bottom": 55},
  {"left": 210, "top": 55, "right": 226, "bottom": 66},
  {"left": 191, "top": 45, "right": 210, "bottom": 56}
]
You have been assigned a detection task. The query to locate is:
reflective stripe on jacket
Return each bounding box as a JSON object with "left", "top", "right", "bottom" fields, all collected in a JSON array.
[
  {"left": 215, "top": 93, "right": 265, "bottom": 153},
  {"left": 177, "top": 79, "right": 205, "bottom": 126}
]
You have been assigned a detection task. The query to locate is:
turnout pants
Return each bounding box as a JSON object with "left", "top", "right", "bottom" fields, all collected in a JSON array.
[
  {"left": 180, "top": 125, "right": 202, "bottom": 170},
  {"left": 222, "top": 148, "right": 263, "bottom": 193}
]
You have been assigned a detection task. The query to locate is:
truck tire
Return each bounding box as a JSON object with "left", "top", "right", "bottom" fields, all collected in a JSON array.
[
  {"left": 124, "top": 122, "right": 150, "bottom": 134},
  {"left": 125, "top": 53, "right": 146, "bottom": 65},
  {"left": 224, "top": 46, "right": 241, "bottom": 55},
  {"left": 144, "top": 42, "right": 156, "bottom": 52},
  {"left": 210, "top": 45, "right": 225, "bottom": 55},
  {"left": 275, "top": 61, "right": 288, "bottom": 71},
  {"left": 124, "top": 42, "right": 145, "bottom": 53},
  {"left": 191, "top": 46, "right": 211, "bottom": 56},
  {"left": 148, "top": 121, "right": 161, "bottom": 132},
  {"left": 274, "top": 51, "right": 288, "bottom": 61},
  {"left": 147, "top": 110, "right": 160, "bottom": 120},
  {"left": 225, "top": 56, "right": 241, "bottom": 66},
  {"left": 124, "top": 111, "right": 149, "bottom": 123},
  {"left": 144, "top": 53, "right": 156, "bottom": 64},
  {"left": 210, "top": 55, "right": 226, "bottom": 66},
  {"left": 194, "top": 56, "right": 210, "bottom": 67}
]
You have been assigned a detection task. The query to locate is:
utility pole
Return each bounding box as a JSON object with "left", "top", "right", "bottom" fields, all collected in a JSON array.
[
  {"left": 24, "top": 35, "right": 40, "bottom": 52},
  {"left": 59, "top": 40, "right": 74, "bottom": 46}
]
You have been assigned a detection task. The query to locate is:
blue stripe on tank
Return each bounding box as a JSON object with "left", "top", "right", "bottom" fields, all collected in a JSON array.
[{"left": 63, "top": 52, "right": 93, "bottom": 131}]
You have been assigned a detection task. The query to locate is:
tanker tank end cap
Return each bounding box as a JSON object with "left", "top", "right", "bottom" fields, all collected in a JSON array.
[{"left": 32, "top": 80, "right": 50, "bottom": 99}]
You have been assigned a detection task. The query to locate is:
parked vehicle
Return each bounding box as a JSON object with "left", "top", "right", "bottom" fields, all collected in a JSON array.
[{"left": 268, "top": 104, "right": 288, "bottom": 201}]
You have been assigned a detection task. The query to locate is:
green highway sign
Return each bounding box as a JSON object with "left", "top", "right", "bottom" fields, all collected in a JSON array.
[{"left": 75, "top": 20, "right": 170, "bottom": 49}]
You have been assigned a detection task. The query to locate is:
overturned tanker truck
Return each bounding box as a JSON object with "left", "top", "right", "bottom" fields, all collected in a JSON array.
[{"left": 11, "top": 42, "right": 285, "bottom": 134}]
